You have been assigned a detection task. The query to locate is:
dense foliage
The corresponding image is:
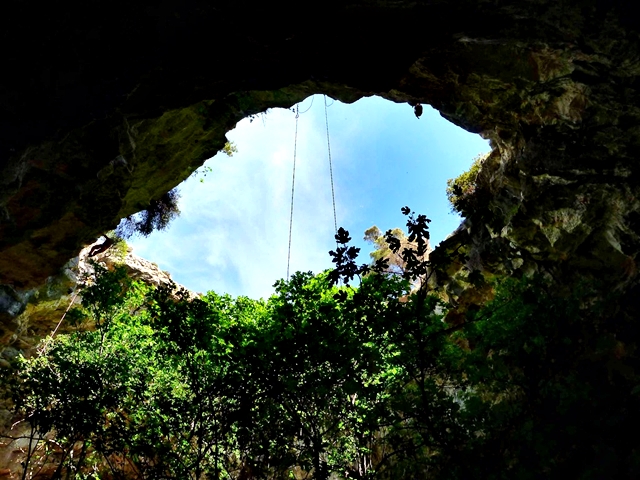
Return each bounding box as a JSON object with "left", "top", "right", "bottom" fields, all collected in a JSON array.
[
  {"left": 10, "top": 208, "right": 640, "bottom": 479},
  {"left": 116, "top": 188, "right": 181, "bottom": 239},
  {"left": 445, "top": 153, "right": 487, "bottom": 214}
]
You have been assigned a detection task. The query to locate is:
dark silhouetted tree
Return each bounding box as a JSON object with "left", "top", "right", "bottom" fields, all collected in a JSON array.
[{"left": 116, "top": 188, "right": 181, "bottom": 238}]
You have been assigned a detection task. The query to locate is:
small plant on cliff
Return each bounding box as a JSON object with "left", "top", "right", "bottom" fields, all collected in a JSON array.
[
  {"left": 196, "top": 140, "right": 238, "bottom": 182},
  {"left": 446, "top": 152, "right": 488, "bottom": 213},
  {"left": 104, "top": 230, "right": 129, "bottom": 261},
  {"left": 222, "top": 140, "right": 238, "bottom": 157}
]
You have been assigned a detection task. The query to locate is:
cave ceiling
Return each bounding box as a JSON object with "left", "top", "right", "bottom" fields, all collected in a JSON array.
[{"left": 1, "top": 0, "right": 640, "bottom": 304}]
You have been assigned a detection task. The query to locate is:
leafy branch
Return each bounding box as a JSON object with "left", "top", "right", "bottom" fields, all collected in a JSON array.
[{"left": 328, "top": 206, "right": 433, "bottom": 289}]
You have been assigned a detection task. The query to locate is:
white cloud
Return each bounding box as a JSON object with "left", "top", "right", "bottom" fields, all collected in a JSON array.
[
  {"left": 128, "top": 102, "right": 339, "bottom": 299},
  {"left": 127, "top": 95, "right": 490, "bottom": 299}
]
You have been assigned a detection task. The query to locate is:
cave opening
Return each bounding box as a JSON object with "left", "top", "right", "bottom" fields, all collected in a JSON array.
[
  {"left": 125, "top": 95, "right": 490, "bottom": 298},
  {"left": 3, "top": 3, "right": 640, "bottom": 477}
]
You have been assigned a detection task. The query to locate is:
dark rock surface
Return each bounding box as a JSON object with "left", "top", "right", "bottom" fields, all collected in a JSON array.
[{"left": 1, "top": 0, "right": 639, "bottom": 315}]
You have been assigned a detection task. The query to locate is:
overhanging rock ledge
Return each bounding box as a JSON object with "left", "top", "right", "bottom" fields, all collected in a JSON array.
[{"left": 1, "top": 0, "right": 639, "bottom": 320}]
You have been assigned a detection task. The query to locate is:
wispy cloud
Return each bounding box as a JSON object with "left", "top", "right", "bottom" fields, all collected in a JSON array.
[
  {"left": 128, "top": 95, "right": 490, "bottom": 299},
  {"left": 129, "top": 104, "right": 339, "bottom": 299}
]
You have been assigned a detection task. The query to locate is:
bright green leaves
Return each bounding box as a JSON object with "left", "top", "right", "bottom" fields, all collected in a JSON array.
[
  {"left": 79, "top": 262, "right": 132, "bottom": 327},
  {"left": 446, "top": 152, "right": 488, "bottom": 214},
  {"left": 12, "top": 231, "right": 640, "bottom": 479},
  {"left": 196, "top": 141, "right": 237, "bottom": 182}
]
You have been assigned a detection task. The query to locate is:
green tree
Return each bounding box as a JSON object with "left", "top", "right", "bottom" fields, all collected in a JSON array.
[
  {"left": 363, "top": 225, "right": 431, "bottom": 291},
  {"left": 116, "top": 188, "right": 181, "bottom": 239},
  {"left": 12, "top": 206, "right": 640, "bottom": 479},
  {"left": 364, "top": 226, "right": 409, "bottom": 275}
]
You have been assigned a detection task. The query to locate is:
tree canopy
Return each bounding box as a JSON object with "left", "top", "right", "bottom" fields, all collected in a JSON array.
[{"left": 7, "top": 207, "right": 640, "bottom": 479}]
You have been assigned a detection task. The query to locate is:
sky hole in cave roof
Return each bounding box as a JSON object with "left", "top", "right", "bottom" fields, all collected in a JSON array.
[{"left": 126, "top": 95, "right": 490, "bottom": 299}]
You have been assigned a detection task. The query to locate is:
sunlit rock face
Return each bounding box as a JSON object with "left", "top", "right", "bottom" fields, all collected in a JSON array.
[
  {"left": 1, "top": 2, "right": 639, "bottom": 321},
  {"left": 0, "top": 240, "right": 192, "bottom": 369}
]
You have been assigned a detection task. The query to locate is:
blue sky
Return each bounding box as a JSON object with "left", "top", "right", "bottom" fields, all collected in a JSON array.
[{"left": 127, "top": 95, "right": 490, "bottom": 299}]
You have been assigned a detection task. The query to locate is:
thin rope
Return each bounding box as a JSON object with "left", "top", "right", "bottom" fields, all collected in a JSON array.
[
  {"left": 52, "top": 292, "right": 78, "bottom": 337},
  {"left": 324, "top": 95, "right": 338, "bottom": 236},
  {"left": 298, "top": 95, "right": 315, "bottom": 114},
  {"left": 286, "top": 106, "right": 300, "bottom": 280},
  {"left": 38, "top": 288, "right": 80, "bottom": 354}
]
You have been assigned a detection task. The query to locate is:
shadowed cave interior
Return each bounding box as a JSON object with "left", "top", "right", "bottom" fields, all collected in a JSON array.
[{"left": 2, "top": 1, "right": 640, "bottom": 477}]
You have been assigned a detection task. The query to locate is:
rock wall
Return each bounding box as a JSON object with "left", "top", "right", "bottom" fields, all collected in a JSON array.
[
  {"left": 0, "top": 240, "right": 192, "bottom": 373},
  {"left": 1, "top": 1, "right": 640, "bottom": 330}
]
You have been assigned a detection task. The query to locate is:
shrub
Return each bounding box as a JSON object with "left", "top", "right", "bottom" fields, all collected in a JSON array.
[
  {"left": 446, "top": 153, "right": 488, "bottom": 213},
  {"left": 116, "top": 188, "right": 181, "bottom": 239}
]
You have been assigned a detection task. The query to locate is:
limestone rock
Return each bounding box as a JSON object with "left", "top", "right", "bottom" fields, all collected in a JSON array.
[
  {"left": 0, "top": 239, "right": 194, "bottom": 362},
  {"left": 87, "top": 241, "right": 195, "bottom": 298}
]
